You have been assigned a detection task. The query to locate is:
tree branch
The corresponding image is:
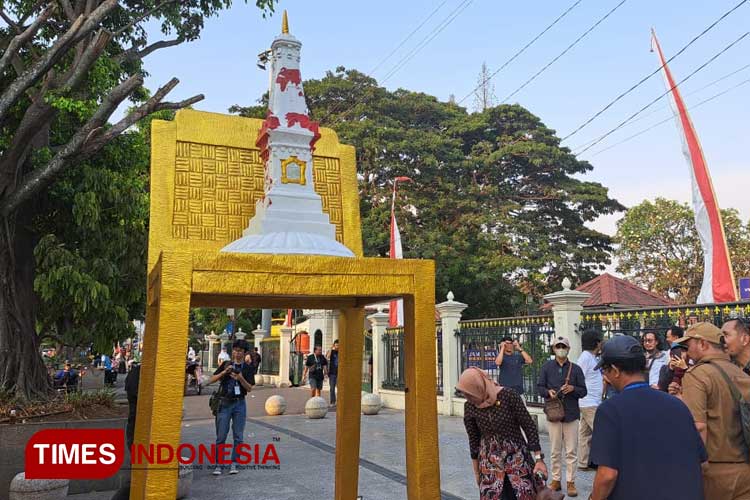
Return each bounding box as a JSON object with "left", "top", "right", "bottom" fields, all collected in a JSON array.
[
  {"left": 0, "top": 9, "right": 19, "bottom": 30},
  {"left": 0, "top": 0, "right": 117, "bottom": 125},
  {"left": 0, "top": 74, "right": 144, "bottom": 216},
  {"left": 0, "top": 4, "right": 55, "bottom": 77},
  {"left": 116, "top": 37, "right": 182, "bottom": 63},
  {"left": 112, "top": 0, "right": 178, "bottom": 37},
  {"left": 58, "top": 0, "right": 77, "bottom": 22},
  {"left": 60, "top": 29, "right": 112, "bottom": 89},
  {"left": 84, "top": 77, "right": 203, "bottom": 152}
]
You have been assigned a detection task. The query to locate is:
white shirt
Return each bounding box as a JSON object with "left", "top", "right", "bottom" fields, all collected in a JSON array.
[
  {"left": 647, "top": 350, "right": 668, "bottom": 387},
  {"left": 218, "top": 351, "right": 230, "bottom": 363},
  {"left": 577, "top": 350, "right": 603, "bottom": 408}
]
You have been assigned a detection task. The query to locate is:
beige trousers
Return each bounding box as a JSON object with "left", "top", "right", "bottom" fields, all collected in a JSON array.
[
  {"left": 704, "top": 462, "right": 750, "bottom": 500},
  {"left": 548, "top": 419, "right": 579, "bottom": 483},
  {"left": 577, "top": 406, "right": 597, "bottom": 468}
]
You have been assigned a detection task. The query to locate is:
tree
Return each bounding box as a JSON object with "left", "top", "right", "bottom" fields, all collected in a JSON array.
[
  {"left": 473, "top": 61, "right": 496, "bottom": 112},
  {"left": 0, "top": 0, "right": 277, "bottom": 399},
  {"left": 232, "top": 68, "right": 623, "bottom": 318},
  {"left": 615, "top": 197, "right": 750, "bottom": 304}
]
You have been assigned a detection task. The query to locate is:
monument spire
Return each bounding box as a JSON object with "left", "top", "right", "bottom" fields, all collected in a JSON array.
[
  {"left": 221, "top": 14, "right": 354, "bottom": 257},
  {"left": 281, "top": 10, "right": 289, "bottom": 34}
]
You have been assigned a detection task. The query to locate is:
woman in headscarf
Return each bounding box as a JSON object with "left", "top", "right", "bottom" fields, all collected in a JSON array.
[{"left": 458, "top": 367, "right": 547, "bottom": 500}]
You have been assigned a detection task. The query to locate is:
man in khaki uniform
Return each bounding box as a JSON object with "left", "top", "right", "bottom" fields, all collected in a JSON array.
[{"left": 675, "top": 322, "right": 750, "bottom": 500}]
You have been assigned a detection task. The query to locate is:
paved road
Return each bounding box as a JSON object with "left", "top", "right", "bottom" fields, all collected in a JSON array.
[{"left": 69, "top": 388, "right": 594, "bottom": 499}]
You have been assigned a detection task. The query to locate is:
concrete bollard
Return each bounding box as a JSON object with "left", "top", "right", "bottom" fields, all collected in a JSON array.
[
  {"left": 9, "top": 473, "right": 69, "bottom": 500},
  {"left": 265, "top": 395, "right": 287, "bottom": 416},
  {"left": 304, "top": 396, "right": 328, "bottom": 419},
  {"left": 362, "top": 393, "right": 383, "bottom": 415}
]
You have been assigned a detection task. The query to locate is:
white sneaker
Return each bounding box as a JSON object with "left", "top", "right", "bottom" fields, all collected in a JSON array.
[
  {"left": 229, "top": 464, "right": 238, "bottom": 474},
  {"left": 212, "top": 467, "right": 222, "bottom": 476}
]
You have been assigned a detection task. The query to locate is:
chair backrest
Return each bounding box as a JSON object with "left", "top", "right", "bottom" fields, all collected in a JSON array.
[{"left": 148, "top": 109, "right": 363, "bottom": 272}]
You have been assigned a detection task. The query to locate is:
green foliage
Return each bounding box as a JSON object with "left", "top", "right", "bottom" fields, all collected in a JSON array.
[
  {"left": 65, "top": 388, "right": 116, "bottom": 410},
  {"left": 33, "top": 129, "right": 150, "bottom": 353},
  {"left": 234, "top": 68, "right": 623, "bottom": 317},
  {"left": 615, "top": 197, "right": 750, "bottom": 303}
]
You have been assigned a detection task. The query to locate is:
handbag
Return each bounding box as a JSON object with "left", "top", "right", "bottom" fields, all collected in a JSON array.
[
  {"left": 707, "top": 361, "right": 750, "bottom": 461},
  {"left": 543, "top": 362, "right": 572, "bottom": 423}
]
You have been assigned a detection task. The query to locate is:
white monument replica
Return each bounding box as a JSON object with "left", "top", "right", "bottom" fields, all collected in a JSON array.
[{"left": 222, "top": 12, "right": 354, "bottom": 257}]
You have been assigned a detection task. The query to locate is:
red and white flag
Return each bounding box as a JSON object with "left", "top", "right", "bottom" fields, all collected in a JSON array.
[
  {"left": 389, "top": 177, "right": 412, "bottom": 327},
  {"left": 284, "top": 309, "right": 293, "bottom": 328},
  {"left": 651, "top": 30, "right": 737, "bottom": 303}
]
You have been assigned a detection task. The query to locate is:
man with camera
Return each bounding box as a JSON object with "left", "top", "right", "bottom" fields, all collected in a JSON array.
[
  {"left": 208, "top": 339, "right": 255, "bottom": 475},
  {"left": 494, "top": 336, "right": 533, "bottom": 396}
]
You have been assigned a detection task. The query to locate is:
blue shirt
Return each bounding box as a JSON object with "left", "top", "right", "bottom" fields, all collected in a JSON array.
[
  {"left": 590, "top": 382, "right": 706, "bottom": 500},
  {"left": 498, "top": 352, "right": 526, "bottom": 394},
  {"left": 102, "top": 355, "right": 112, "bottom": 370}
]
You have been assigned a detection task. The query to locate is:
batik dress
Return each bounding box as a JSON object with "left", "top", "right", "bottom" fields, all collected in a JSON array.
[{"left": 464, "top": 388, "right": 542, "bottom": 500}]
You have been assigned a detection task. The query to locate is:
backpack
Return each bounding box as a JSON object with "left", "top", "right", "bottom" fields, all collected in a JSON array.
[{"left": 707, "top": 361, "right": 750, "bottom": 461}]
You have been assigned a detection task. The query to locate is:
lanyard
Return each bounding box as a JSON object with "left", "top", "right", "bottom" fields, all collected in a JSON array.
[{"left": 623, "top": 382, "right": 649, "bottom": 392}]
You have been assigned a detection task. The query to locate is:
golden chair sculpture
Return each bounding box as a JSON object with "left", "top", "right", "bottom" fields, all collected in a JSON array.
[{"left": 131, "top": 13, "right": 440, "bottom": 500}]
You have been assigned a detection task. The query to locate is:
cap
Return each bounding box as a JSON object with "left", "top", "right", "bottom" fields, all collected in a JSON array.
[
  {"left": 552, "top": 336, "right": 570, "bottom": 349},
  {"left": 595, "top": 335, "right": 645, "bottom": 370},
  {"left": 675, "top": 322, "right": 723, "bottom": 345}
]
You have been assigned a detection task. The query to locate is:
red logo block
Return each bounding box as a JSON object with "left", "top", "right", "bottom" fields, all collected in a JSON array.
[{"left": 25, "top": 429, "right": 125, "bottom": 479}]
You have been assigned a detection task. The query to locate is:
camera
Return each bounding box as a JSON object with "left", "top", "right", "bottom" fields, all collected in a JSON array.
[{"left": 232, "top": 366, "right": 241, "bottom": 374}]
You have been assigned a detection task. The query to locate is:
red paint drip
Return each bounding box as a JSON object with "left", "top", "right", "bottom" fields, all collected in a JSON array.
[
  {"left": 256, "top": 111, "right": 281, "bottom": 161},
  {"left": 276, "top": 68, "right": 302, "bottom": 92},
  {"left": 286, "top": 112, "right": 321, "bottom": 151}
]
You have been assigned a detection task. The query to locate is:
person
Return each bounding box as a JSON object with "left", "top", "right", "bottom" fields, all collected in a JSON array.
[
  {"left": 251, "top": 347, "right": 262, "bottom": 369},
  {"left": 536, "top": 336, "right": 586, "bottom": 497},
  {"left": 101, "top": 353, "right": 114, "bottom": 386},
  {"left": 665, "top": 325, "right": 685, "bottom": 346},
  {"left": 187, "top": 346, "right": 196, "bottom": 362},
  {"left": 459, "top": 367, "right": 547, "bottom": 500},
  {"left": 642, "top": 331, "right": 667, "bottom": 388},
  {"left": 217, "top": 346, "right": 230, "bottom": 365},
  {"left": 208, "top": 340, "right": 254, "bottom": 475},
  {"left": 494, "top": 336, "right": 533, "bottom": 396},
  {"left": 326, "top": 340, "right": 340, "bottom": 406},
  {"left": 303, "top": 345, "right": 328, "bottom": 398},
  {"left": 124, "top": 362, "right": 141, "bottom": 450},
  {"left": 671, "top": 322, "right": 750, "bottom": 499},
  {"left": 588, "top": 335, "right": 706, "bottom": 500},
  {"left": 576, "top": 329, "right": 603, "bottom": 471},
  {"left": 53, "top": 363, "right": 79, "bottom": 393},
  {"left": 722, "top": 318, "right": 750, "bottom": 375},
  {"left": 657, "top": 343, "right": 689, "bottom": 392}
]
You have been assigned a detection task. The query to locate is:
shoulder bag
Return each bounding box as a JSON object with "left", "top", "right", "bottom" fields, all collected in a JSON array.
[
  {"left": 707, "top": 361, "right": 750, "bottom": 461},
  {"left": 543, "top": 362, "right": 572, "bottom": 423}
]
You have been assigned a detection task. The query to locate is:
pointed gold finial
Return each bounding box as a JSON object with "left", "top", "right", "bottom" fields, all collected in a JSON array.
[{"left": 281, "top": 10, "right": 289, "bottom": 34}]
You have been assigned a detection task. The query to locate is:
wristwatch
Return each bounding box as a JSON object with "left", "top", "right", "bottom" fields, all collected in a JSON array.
[{"left": 533, "top": 452, "right": 544, "bottom": 462}]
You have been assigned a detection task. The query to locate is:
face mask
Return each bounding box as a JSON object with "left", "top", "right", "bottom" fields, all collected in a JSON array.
[{"left": 554, "top": 348, "right": 569, "bottom": 358}]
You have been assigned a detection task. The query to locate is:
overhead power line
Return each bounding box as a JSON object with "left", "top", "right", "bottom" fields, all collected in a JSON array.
[
  {"left": 456, "top": 0, "right": 584, "bottom": 105},
  {"left": 318, "top": 0, "right": 460, "bottom": 124},
  {"left": 562, "top": 0, "right": 749, "bottom": 142},
  {"left": 573, "top": 31, "right": 749, "bottom": 155},
  {"left": 573, "top": 61, "right": 750, "bottom": 151},
  {"left": 368, "top": 0, "right": 451, "bottom": 76},
  {"left": 589, "top": 76, "right": 750, "bottom": 156},
  {"left": 380, "top": 0, "right": 474, "bottom": 84},
  {"left": 501, "top": 0, "right": 629, "bottom": 103}
]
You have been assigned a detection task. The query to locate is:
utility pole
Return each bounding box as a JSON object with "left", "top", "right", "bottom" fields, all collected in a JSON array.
[{"left": 473, "top": 61, "right": 496, "bottom": 112}]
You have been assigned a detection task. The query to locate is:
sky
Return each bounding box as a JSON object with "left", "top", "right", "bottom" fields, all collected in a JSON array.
[{"left": 127, "top": 0, "right": 749, "bottom": 241}]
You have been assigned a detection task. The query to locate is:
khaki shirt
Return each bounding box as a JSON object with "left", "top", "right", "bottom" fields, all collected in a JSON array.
[{"left": 682, "top": 353, "right": 750, "bottom": 462}]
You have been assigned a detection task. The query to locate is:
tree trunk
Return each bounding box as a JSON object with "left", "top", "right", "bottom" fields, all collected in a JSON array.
[{"left": 0, "top": 210, "right": 49, "bottom": 399}]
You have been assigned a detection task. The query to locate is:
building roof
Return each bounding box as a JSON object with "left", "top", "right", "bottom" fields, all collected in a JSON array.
[
  {"left": 541, "top": 273, "right": 675, "bottom": 311},
  {"left": 576, "top": 273, "right": 675, "bottom": 309}
]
